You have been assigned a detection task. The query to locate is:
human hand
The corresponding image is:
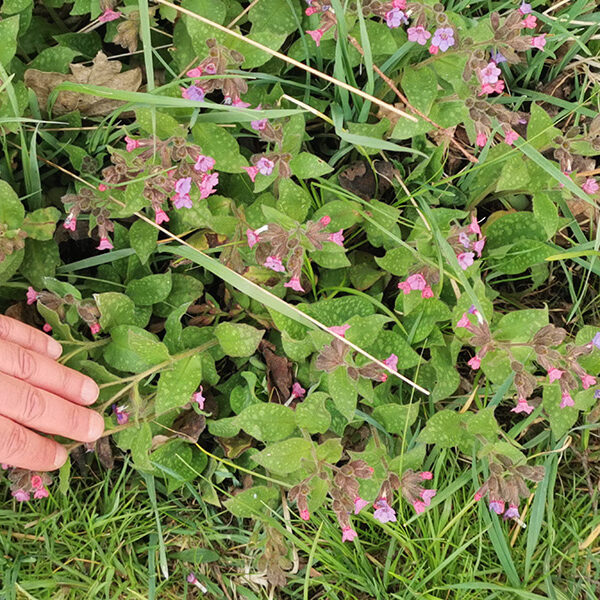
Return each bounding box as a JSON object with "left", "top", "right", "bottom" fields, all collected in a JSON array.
[{"left": 0, "top": 315, "right": 104, "bottom": 471}]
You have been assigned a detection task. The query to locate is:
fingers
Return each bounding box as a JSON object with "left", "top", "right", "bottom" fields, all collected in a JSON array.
[
  {"left": 0, "top": 372, "right": 104, "bottom": 443},
  {"left": 0, "top": 415, "right": 68, "bottom": 471},
  {"left": 0, "top": 314, "right": 62, "bottom": 360},
  {"left": 0, "top": 338, "right": 99, "bottom": 406}
]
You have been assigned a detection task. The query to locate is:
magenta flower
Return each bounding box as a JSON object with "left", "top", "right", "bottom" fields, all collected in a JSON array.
[
  {"left": 354, "top": 496, "right": 369, "bottom": 514},
  {"left": 467, "top": 355, "right": 481, "bottom": 370},
  {"left": 479, "top": 62, "right": 501, "bottom": 85},
  {"left": 407, "top": 26, "right": 431, "bottom": 45},
  {"left": 547, "top": 367, "right": 563, "bottom": 383},
  {"left": 320, "top": 215, "right": 331, "bottom": 227},
  {"left": 33, "top": 487, "right": 49, "bottom": 499},
  {"left": 504, "top": 129, "right": 519, "bottom": 145},
  {"left": 98, "top": 8, "right": 121, "bottom": 23},
  {"left": 155, "top": 208, "right": 170, "bottom": 225},
  {"left": 193, "top": 387, "right": 205, "bottom": 410},
  {"left": 456, "top": 313, "right": 471, "bottom": 329},
  {"left": 341, "top": 526, "right": 358, "bottom": 542},
  {"left": 284, "top": 276, "right": 304, "bottom": 292},
  {"left": 194, "top": 155, "right": 216, "bottom": 173},
  {"left": 421, "top": 488, "right": 437, "bottom": 506},
  {"left": 12, "top": 489, "right": 30, "bottom": 502},
  {"left": 300, "top": 509, "right": 310, "bottom": 521},
  {"left": 457, "top": 252, "right": 475, "bottom": 270},
  {"left": 582, "top": 178, "right": 599, "bottom": 195},
  {"left": 307, "top": 28, "right": 324, "bottom": 46},
  {"left": 407, "top": 273, "right": 426, "bottom": 290},
  {"left": 421, "top": 286, "right": 434, "bottom": 299},
  {"left": 291, "top": 382, "right": 306, "bottom": 399},
  {"left": 489, "top": 499, "right": 505, "bottom": 514},
  {"left": 522, "top": 14, "right": 537, "bottom": 29},
  {"left": 581, "top": 374, "right": 597, "bottom": 390},
  {"left": 26, "top": 286, "right": 39, "bottom": 305},
  {"left": 373, "top": 498, "right": 397, "bottom": 523},
  {"left": 97, "top": 237, "right": 114, "bottom": 251},
  {"left": 476, "top": 133, "right": 488, "bottom": 148},
  {"left": 113, "top": 404, "right": 130, "bottom": 425},
  {"left": 512, "top": 397, "right": 534, "bottom": 414},
  {"left": 124, "top": 136, "right": 140, "bottom": 152},
  {"left": 31, "top": 475, "right": 43, "bottom": 489},
  {"left": 90, "top": 322, "right": 101, "bottom": 335},
  {"left": 531, "top": 34, "right": 546, "bottom": 50},
  {"left": 468, "top": 215, "right": 482, "bottom": 236},
  {"left": 43, "top": 323, "right": 52, "bottom": 333},
  {"left": 244, "top": 166, "right": 260, "bottom": 182},
  {"left": 256, "top": 157, "right": 275, "bottom": 176},
  {"left": 251, "top": 118, "right": 268, "bottom": 131},
  {"left": 64, "top": 212, "right": 77, "bottom": 231},
  {"left": 413, "top": 500, "right": 427, "bottom": 514},
  {"left": 479, "top": 80, "right": 505, "bottom": 96},
  {"left": 181, "top": 85, "right": 205, "bottom": 102},
  {"left": 328, "top": 229, "right": 344, "bottom": 247},
  {"left": 431, "top": 27, "right": 455, "bottom": 52},
  {"left": 187, "top": 573, "right": 198, "bottom": 584},
  {"left": 330, "top": 324, "right": 350, "bottom": 337},
  {"left": 384, "top": 353, "right": 398, "bottom": 372},
  {"left": 186, "top": 66, "right": 203, "bottom": 78},
  {"left": 472, "top": 238, "right": 486, "bottom": 257},
  {"left": 420, "top": 471, "right": 433, "bottom": 480},
  {"left": 199, "top": 172, "right": 219, "bottom": 199},
  {"left": 503, "top": 504, "right": 520, "bottom": 520},
  {"left": 385, "top": 8, "right": 408, "bottom": 28},
  {"left": 204, "top": 63, "right": 217, "bottom": 75},
  {"left": 230, "top": 97, "right": 251, "bottom": 108},
  {"left": 393, "top": 0, "right": 407, "bottom": 7},
  {"left": 98, "top": 183, "right": 107, "bottom": 192},
  {"left": 246, "top": 225, "right": 268, "bottom": 248},
  {"left": 264, "top": 255, "right": 285, "bottom": 272},
  {"left": 560, "top": 392, "right": 574, "bottom": 409}
]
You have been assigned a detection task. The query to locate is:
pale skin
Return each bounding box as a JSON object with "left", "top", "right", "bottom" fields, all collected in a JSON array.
[{"left": 0, "top": 315, "right": 104, "bottom": 471}]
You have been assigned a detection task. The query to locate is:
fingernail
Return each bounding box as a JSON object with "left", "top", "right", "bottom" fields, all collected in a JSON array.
[
  {"left": 81, "top": 379, "right": 99, "bottom": 404},
  {"left": 53, "top": 445, "right": 68, "bottom": 469},
  {"left": 88, "top": 412, "right": 105, "bottom": 441},
  {"left": 47, "top": 338, "right": 63, "bottom": 360}
]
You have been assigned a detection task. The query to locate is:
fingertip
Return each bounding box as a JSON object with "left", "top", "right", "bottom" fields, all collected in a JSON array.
[
  {"left": 47, "top": 337, "right": 63, "bottom": 360},
  {"left": 52, "top": 444, "right": 68, "bottom": 470},
  {"left": 81, "top": 378, "right": 100, "bottom": 405},
  {"left": 87, "top": 412, "right": 105, "bottom": 441}
]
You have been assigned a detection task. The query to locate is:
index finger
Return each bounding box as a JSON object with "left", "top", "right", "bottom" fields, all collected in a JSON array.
[
  {"left": 0, "top": 314, "right": 63, "bottom": 360},
  {"left": 0, "top": 338, "right": 99, "bottom": 406}
]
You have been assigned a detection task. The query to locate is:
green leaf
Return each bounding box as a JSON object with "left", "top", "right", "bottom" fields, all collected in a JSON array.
[
  {"left": 248, "top": 0, "right": 299, "bottom": 35},
  {"left": 192, "top": 122, "right": 247, "bottom": 173},
  {"left": 300, "top": 295, "right": 374, "bottom": 326},
  {"left": 155, "top": 273, "right": 204, "bottom": 318},
  {"left": 126, "top": 272, "right": 173, "bottom": 306},
  {"left": 419, "top": 410, "right": 471, "bottom": 448},
  {"left": 29, "top": 46, "right": 79, "bottom": 73},
  {"left": 402, "top": 65, "right": 437, "bottom": 113},
  {"left": 372, "top": 402, "right": 419, "bottom": 435},
  {"left": 494, "top": 309, "right": 548, "bottom": 343},
  {"left": 365, "top": 329, "right": 420, "bottom": 369},
  {"left": 21, "top": 239, "right": 60, "bottom": 288},
  {"left": 485, "top": 212, "right": 546, "bottom": 250},
  {"left": 289, "top": 153, "right": 333, "bottom": 179},
  {"left": 489, "top": 240, "right": 552, "bottom": 275},
  {"left": 316, "top": 438, "right": 343, "bottom": 463},
  {"left": 214, "top": 322, "right": 264, "bottom": 357},
  {"left": 129, "top": 219, "right": 158, "bottom": 265},
  {"left": 104, "top": 326, "right": 170, "bottom": 373},
  {"left": 237, "top": 403, "right": 296, "bottom": 441},
  {"left": 0, "top": 249, "right": 24, "bottom": 284},
  {"left": 224, "top": 485, "right": 279, "bottom": 518},
  {"left": 135, "top": 107, "right": 186, "bottom": 139},
  {"left": 465, "top": 407, "right": 499, "bottom": 441},
  {"left": 327, "top": 367, "right": 357, "bottom": 422},
  {"left": 96, "top": 292, "right": 150, "bottom": 331},
  {"left": 295, "top": 392, "right": 331, "bottom": 434},
  {"left": 155, "top": 355, "right": 203, "bottom": 414},
  {"left": 527, "top": 103, "right": 560, "bottom": 150},
  {"left": 0, "top": 16, "right": 21, "bottom": 68},
  {"left": 375, "top": 246, "right": 414, "bottom": 276},
  {"left": 151, "top": 440, "right": 206, "bottom": 493},
  {"left": 533, "top": 192, "right": 559, "bottom": 238},
  {"left": 311, "top": 244, "right": 351, "bottom": 269},
  {"left": 543, "top": 384, "right": 578, "bottom": 439},
  {"left": 0, "top": 179, "right": 24, "bottom": 228},
  {"left": 346, "top": 315, "right": 392, "bottom": 348},
  {"left": 277, "top": 178, "right": 311, "bottom": 222},
  {"left": 207, "top": 416, "right": 241, "bottom": 438},
  {"left": 22, "top": 207, "right": 60, "bottom": 240},
  {"left": 251, "top": 438, "right": 313, "bottom": 475}
]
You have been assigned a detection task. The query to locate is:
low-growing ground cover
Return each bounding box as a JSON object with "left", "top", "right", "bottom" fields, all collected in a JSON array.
[{"left": 1, "top": 0, "right": 600, "bottom": 598}]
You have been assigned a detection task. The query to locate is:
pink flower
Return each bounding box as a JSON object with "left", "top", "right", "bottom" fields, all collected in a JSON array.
[
  {"left": 468, "top": 355, "right": 481, "bottom": 370},
  {"left": 328, "top": 229, "right": 344, "bottom": 247},
  {"left": 431, "top": 27, "right": 455, "bottom": 52},
  {"left": 511, "top": 397, "right": 534, "bottom": 414},
  {"left": 194, "top": 155, "right": 216, "bottom": 173},
  {"left": 582, "top": 178, "right": 599, "bottom": 195},
  {"left": 244, "top": 166, "right": 260, "bottom": 182},
  {"left": 204, "top": 63, "right": 217, "bottom": 75},
  {"left": 413, "top": 500, "right": 427, "bottom": 514},
  {"left": 479, "top": 62, "right": 501, "bottom": 85},
  {"left": 457, "top": 252, "right": 475, "bottom": 270},
  {"left": 173, "top": 177, "right": 192, "bottom": 209},
  {"left": 407, "top": 26, "right": 431, "bottom": 46},
  {"left": 503, "top": 504, "right": 520, "bottom": 520},
  {"left": 43, "top": 323, "right": 52, "bottom": 333},
  {"left": 341, "top": 526, "right": 358, "bottom": 542},
  {"left": 421, "top": 286, "right": 434, "bottom": 299},
  {"left": 320, "top": 215, "right": 331, "bottom": 227},
  {"left": 246, "top": 225, "right": 268, "bottom": 248},
  {"left": 354, "top": 496, "right": 369, "bottom": 514},
  {"left": 420, "top": 471, "right": 433, "bottom": 480},
  {"left": 307, "top": 29, "right": 324, "bottom": 46},
  {"left": 187, "top": 572, "right": 198, "bottom": 585},
  {"left": 385, "top": 8, "right": 408, "bottom": 28},
  {"left": 393, "top": 0, "right": 407, "bottom": 8},
  {"left": 384, "top": 353, "right": 398, "bottom": 371},
  {"left": 420, "top": 488, "right": 437, "bottom": 506},
  {"left": 98, "top": 8, "right": 121, "bottom": 23},
  {"left": 193, "top": 387, "right": 205, "bottom": 410},
  {"left": 31, "top": 475, "right": 43, "bottom": 489},
  {"left": 305, "top": 6, "right": 320, "bottom": 15},
  {"left": 291, "top": 382, "right": 306, "bottom": 399},
  {"left": 98, "top": 183, "right": 107, "bottom": 192},
  {"left": 531, "top": 34, "right": 546, "bottom": 50},
  {"left": 560, "top": 391, "right": 574, "bottom": 409},
  {"left": 181, "top": 85, "right": 205, "bottom": 102},
  {"left": 548, "top": 367, "right": 564, "bottom": 383},
  {"left": 469, "top": 215, "right": 482, "bottom": 236},
  {"left": 373, "top": 498, "right": 397, "bottom": 523},
  {"left": 284, "top": 276, "right": 304, "bottom": 292},
  {"left": 256, "top": 157, "right": 275, "bottom": 176},
  {"left": 504, "top": 129, "right": 519, "bottom": 145},
  {"left": 489, "top": 499, "right": 505, "bottom": 514},
  {"left": 251, "top": 118, "right": 268, "bottom": 131},
  {"left": 63, "top": 212, "right": 77, "bottom": 231},
  {"left": 398, "top": 280, "right": 412, "bottom": 294},
  {"left": 199, "top": 172, "right": 219, "bottom": 199},
  {"left": 264, "top": 255, "right": 285, "bottom": 272},
  {"left": 330, "top": 324, "right": 350, "bottom": 337},
  {"left": 581, "top": 374, "right": 597, "bottom": 390},
  {"left": 521, "top": 15, "right": 537, "bottom": 29},
  {"left": 90, "top": 322, "right": 101, "bottom": 335},
  {"left": 476, "top": 132, "right": 488, "bottom": 147},
  {"left": 124, "top": 136, "right": 141, "bottom": 152},
  {"left": 406, "top": 273, "right": 426, "bottom": 290},
  {"left": 186, "top": 66, "right": 203, "bottom": 78},
  {"left": 479, "top": 80, "right": 505, "bottom": 96},
  {"left": 230, "top": 97, "right": 251, "bottom": 108},
  {"left": 113, "top": 404, "right": 130, "bottom": 425},
  {"left": 33, "top": 487, "right": 49, "bottom": 499},
  {"left": 300, "top": 509, "right": 310, "bottom": 521},
  {"left": 472, "top": 237, "right": 486, "bottom": 257},
  {"left": 97, "top": 237, "right": 113, "bottom": 251},
  {"left": 12, "top": 489, "right": 30, "bottom": 502},
  {"left": 155, "top": 209, "right": 170, "bottom": 225},
  {"left": 457, "top": 313, "right": 471, "bottom": 329},
  {"left": 459, "top": 232, "right": 471, "bottom": 248},
  {"left": 26, "top": 286, "right": 39, "bottom": 305},
  {"left": 429, "top": 45, "right": 439, "bottom": 55}
]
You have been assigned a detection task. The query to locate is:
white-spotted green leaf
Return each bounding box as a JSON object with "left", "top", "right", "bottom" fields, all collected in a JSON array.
[
  {"left": 237, "top": 403, "right": 296, "bottom": 441},
  {"left": 155, "top": 355, "right": 203, "bottom": 414},
  {"left": 104, "top": 325, "right": 170, "bottom": 373},
  {"left": 251, "top": 438, "right": 312, "bottom": 475},
  {"left": 214, "top": 322, "right": 264, "bottom": 357},
  {"left": 296, "top": 392, "right": 331, "bottom": 434},
  {"left": 372, "top": 402, "right": 419, "bottom": 435},
  {"left": 126, "top": 272, "right": 172, "bottom": 306},
  {"left": 224, "top": 485, "right": 279, "bottom": 518}
]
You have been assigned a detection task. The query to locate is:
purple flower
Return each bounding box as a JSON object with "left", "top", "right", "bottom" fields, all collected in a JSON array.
[
  {"left": 327, "top": 229, "right": 344, "bottom": 247},
  {"left": 594, "top": 389, "right": 600, "bottom": 400},
  {"left": 256, "top": 157, "right": 275, "bottom": 176},
  {"left": 264, "top": 255, "right": 285, "bottom": 272},
  {"left": 113, "top": 405, "right": 130, "bottom": 425},
  {"left": 459, "top": 232, "right": 471, "bottom": 248},
  {"left": 420, "top": 488, "right": 437, "bottom": 506},
  {"left": 251, "top": 118, "right": 268, "bottom": 131},
  {"left": 194, "top": 155, "right": 215, "bottom": 173},
  {"left": 407, "top": 26, "right": 431, "bottom": 46},
  {"left": 384, "top": 353, "right": 398, "bottom": 371},
  {"left": 385, "top": 8, "right": 408, "bottom": 29},
  {"left": 457, "top": 252, "right": 475, "bottom": 270},
  {"left": 373, "top": 498, "right": 397, "bottom": 523},
  {"left": 592, "top": 332, "right": 600, "bottom": 349},
  {"left": 181, "top": 85, "right": 205, "bottom": 102},
  {"left": 354, "top": 496, "right": 369, "bottom": 514},
  {"left": 490, "top": 50, "right": 507, "bottom": 64},
  {"left": 489, "top": 499, "right": 505, "bottom": 514},
  {"left": 173, "top": 177, "right": 192, "bottom": 209},
  {"left": 479, "top": 62, "right": 501, "bottom": 85},
  {"left": 12, "top": 489, "right": 30, "bottom": 502},
  {"left": 519, "top": 2, "right": 532, "bottom": 15},
  {"left": 503, "top": 504, "right": 520, "bottom": 520},
  {"left": 431, "top": 27, "right": 455, "bottom": 52}
]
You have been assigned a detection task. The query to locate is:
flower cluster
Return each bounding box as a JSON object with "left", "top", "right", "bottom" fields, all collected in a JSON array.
[
  {"left": 3, "top": 466, "right": 52, "bottom": 502},
  {"left": 448, "top": 214, "right": 486, "bottom": 270},
  {"left": 474, "top": 456, "right": 544, "bottom": 522},
  {"left": 398, "top": 272, "right": 434, "bottom": 298},
  {"left": 304, "top": 1, "right": 337, "bottom": 47}
]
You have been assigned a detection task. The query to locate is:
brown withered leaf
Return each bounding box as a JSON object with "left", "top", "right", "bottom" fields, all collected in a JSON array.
[
  {"left": 338, "top": 159, "right": 397, "bottom": 200},
  {"left": 96, "top": 436, "right": 115, "bottom": 469},
  {"left": 173, "top": 409, "right": 206, "bottom": 442},
  {"left": 216, "top": 433, "right": 253, "bottom": 459},
  {"left": 24, "top": 51, "right": 142, "bottom": 116},
  {"left": 260, "top": 340, "right": 292, "bottom": 402}
]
